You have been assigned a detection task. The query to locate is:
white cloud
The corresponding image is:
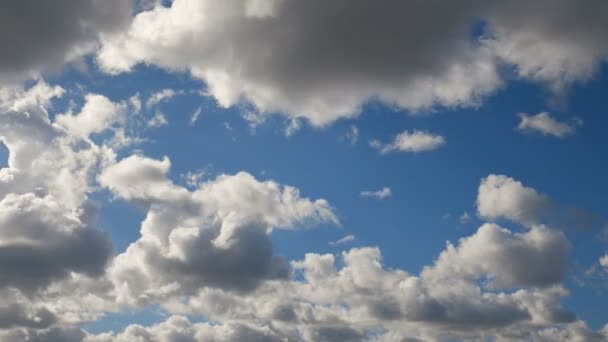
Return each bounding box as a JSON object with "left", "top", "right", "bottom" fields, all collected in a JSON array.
[
  {"left": 517, "top": 112, "right": 580, "bottom": 138},
  {"left": 329, "top": 234, "right": 355, "bottom": 246},
  {"left": 56, "top": 94, "right": 126, "bottom": 138},
  {"left": 477, "top": 174, "right": 554, "bottom": 227},
  {"left": 96, "top": 0, "right": 503, "bottom": 126},
  {"left": 189, "top": 106, "right": 202, "bottom": 126},
  {"left": 601, "top": 254, "right": 608, "bottom": 269},
  {"left": 146, "top": 111, "right": 168, "bottom": 128},
  {"left": 145, "top": 89, "right": 180, "bottom": 109},
  {"left": 423, "top": 223, "right": 570, "bottom": 289},
  {"left": 98, "top": 154, "right": 338, "bottom": 304},
  {"left": 340, "top": 125, "right": 359, "bottom": 145},
  {"left": 163, "top": 222, "right": 577, "bottom": 340},
  {"left": 459, "top": 211, "right": 471, "bottom": 224},
  {"left": 476, "top": 174, "right": 595, "bottom": 230},
  {"left": 0, "top": 0, "right": 132, "bottom": 83},
  {"left": 371, "top": 130, "right": 445, "bottom": 154},
  {"left": 94, "top": 1, "right": 608, "bottom": 128},
  {"left": 360, "top": 187, "right": 392, "bottom": 200}
]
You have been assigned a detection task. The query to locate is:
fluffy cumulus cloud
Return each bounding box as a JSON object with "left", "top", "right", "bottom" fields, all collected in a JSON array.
[
  {"left": 98, "top": 154, "right": 338, "bottom": 304},
  {"left": 477, "top": 174, "right": 554, "bottom": 227},
  {"left": 0, "top": 0, "right": 132, "bottom": 83},
  {"left": 517, "top": 112, "right": 581, "bottom": 138},
  {"left": 152, "top": 226, "right": 580, "bottom": 340},
  {"left": 477, "top": 174, "right": 595, "bottom": 230}
]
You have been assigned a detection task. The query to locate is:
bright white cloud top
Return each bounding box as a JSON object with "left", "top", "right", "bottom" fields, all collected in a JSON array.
[{"left": 0, "top": 1, "right": 608, "bottom": 341}]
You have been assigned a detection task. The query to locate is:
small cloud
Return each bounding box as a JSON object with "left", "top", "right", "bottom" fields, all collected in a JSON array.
[
  {"left": 516, "top": 112, "right": 581, "bottom": 138},
  {"left": 600, "top": 254, "right": 608, "bottom": 269},
  {"left": 147, "top": 111, "right": 168, "bottom": 128},
  {"left": 360, "top": 187, "right": 392, "bottom": 200},
  {"left": 339, "top": 125, "right": 359, "bottom": 145},
  {"left": 459, "top": 212, "right": 471, "bottom": 224},
  {"left": 181, "top": 169, "right": 209, "bottom": 189},
  {"left": 371, "top": 130, "right": 445, "bottom": 154},
  {"left": 330, "top": 234, "right": 355, "bottom": 246},
  {"left": 284, "top": 118, "right": 301, "bottom": 137},
  {"left": 441, "top": 213, "right": 452, "bottom": 220},
  {"left": 189, "top": 106, "right": 202, "bottom": 126},
  {"left": 129, "top": 93, "right": 142, "bottom": 113},
  {"left": 146, "top": 88, "right": 181, "bottom": 108},
  {"left": 223, "top": 121, "right": 233, "bottom": 131}
]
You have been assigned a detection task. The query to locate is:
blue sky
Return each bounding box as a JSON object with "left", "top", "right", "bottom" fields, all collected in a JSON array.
[{"left": 1, "top": 1, "right": 608, "bottom": 341}]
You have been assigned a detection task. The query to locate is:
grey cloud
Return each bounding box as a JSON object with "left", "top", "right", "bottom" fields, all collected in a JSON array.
[
  {"left": 0, "top": 194, "right": 113, "bottom": 292},
  {"left": 0, "top": 303, "right": 56, "bottom": 330},
  {"left": 97, "top": 0, "right": 501, "bottom": 126},
  {"left": 477, "top": 174, "right": 597, "bottom": 231},
  {"left": 98, "top": 0, "right": 608, "bottom": 126},
  {"left": 0, "top": 0, "right": 132, "bottom": 82}
]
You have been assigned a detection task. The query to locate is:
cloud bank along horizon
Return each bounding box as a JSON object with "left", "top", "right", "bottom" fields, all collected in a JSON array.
[{"left": 1, "top": 0, "right": 608, "bottom": 341}]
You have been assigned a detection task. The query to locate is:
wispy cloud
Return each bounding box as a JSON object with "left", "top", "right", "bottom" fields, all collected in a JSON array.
[
  {"left": 516, "top": 112, "right": 582, "bottom": 138},
  {"left": 330, "top": 234, "right": 355, "bottom": 246},
  {"left": 360, "top": 187, "right": 392, "bottom": 200},
  {"left": 189, "top": 106, "right": 202, "bottom": 126}
]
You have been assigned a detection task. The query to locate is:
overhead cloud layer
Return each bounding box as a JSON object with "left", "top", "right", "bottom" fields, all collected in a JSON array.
[{"left": 95, "top": 0, "right": 608, "bottom": 127}]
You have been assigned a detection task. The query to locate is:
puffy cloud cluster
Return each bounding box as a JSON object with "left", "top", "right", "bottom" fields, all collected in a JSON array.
[{"left": 98, "top": 154, "right": 338, "bottom": 305}]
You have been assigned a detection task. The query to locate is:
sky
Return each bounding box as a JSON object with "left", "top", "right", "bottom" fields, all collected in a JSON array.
[{"left": 0, "top": 1, "right": 608, "bottom": 341}]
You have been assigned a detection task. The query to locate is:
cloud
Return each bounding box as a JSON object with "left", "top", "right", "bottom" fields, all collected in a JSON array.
[
  {"left": 165, "top": 223, "right": 577, "bottom": 340},
  {"left": 459, "top": 212, "right": 471, "bottom": 224},
  {"left": 360, "top": 187, "right": 392, "bottom": 200},
  {"left": 339, "top": 125, "right": 359, "bottom": 145},
  {"left": 146, "top": 111, "right": 168, "bottom": 128},
  {"left": 94, "top": 0, "right": 608, "bottom": 128},
  {"left": 56, "top": 94, "right": 126, "bottom": 138},
  {"left": 329, "top": 235, "right": 355, "bottom": 246},
  {"left": 145, "top": 89, "right": 181, "bottom": 109},
  {"left": 477, "top": 174, "right": 596, "bottom": 230},
  {"left": 0, "top": 0, "right": 132, "bottom": 83},
  {"left": 477, "top": 174, "right": 553, "bottom": 227},
  {"left": 189, "top": 106, "right": 203, "bottom": 126},
  {"left": 517, "top": 112, "right": 581, "bottom": 138},
  {"left": 601, "top": 254, "right": 608, "bottom": 269},
  {"left": 97, "top": 0, "right": 503, "bottom": 126},
  {"left": 98, "top": 154, "right": 338, "bottom": 304},
  {"left": 486, "top": 0, "right": 608, "bottom": 92},
  {"left": 424, "top": 223, "right": 570, "bottom": 288},
  {"left": 86, "top": 315, "right": 286, "bottom": 342},
  {"left": 0, "top": 193, "right": 112, "bottom": 293},
  {"left": 371, "top": 130, "right": 445, "bottom": 154}
]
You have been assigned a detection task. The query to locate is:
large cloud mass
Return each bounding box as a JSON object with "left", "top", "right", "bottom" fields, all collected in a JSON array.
[{"left": 97, "top": 0, "right": 608, "bottom": 126}]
